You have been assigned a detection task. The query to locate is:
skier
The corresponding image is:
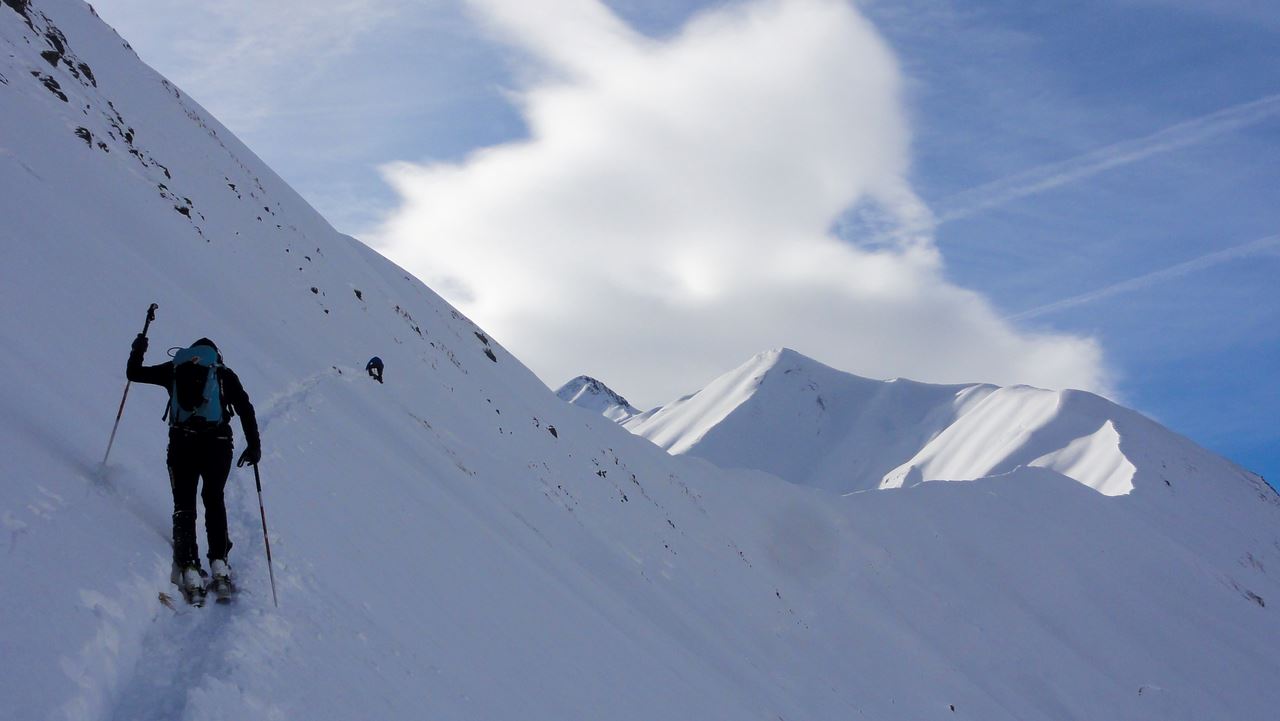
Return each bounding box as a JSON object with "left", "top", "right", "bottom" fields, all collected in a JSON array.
[
  {"left": 127, "top": 334, "right": 261, "bottom": 605},
  {"left": 366, "top": 356, "right": 384, "bottom": 384}
]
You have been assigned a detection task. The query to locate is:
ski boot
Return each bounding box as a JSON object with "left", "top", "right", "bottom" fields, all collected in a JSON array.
[
  {"left": 209, "top": 559, "right": 237, "bottom": 604},
  {"left": 175, "top": 564, "right": 207, "bottom": 607}
]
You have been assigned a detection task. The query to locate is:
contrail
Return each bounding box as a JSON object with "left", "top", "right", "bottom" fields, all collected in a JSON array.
[
  {"left": 1008, "top": 234, "right": 1280, "bottom": 321},
  {"left": 934, "top": 93, "right": 1280, "bottom": 225},
  {"left": 856, "top": 93, "right": 1280, "bottom": 245}
]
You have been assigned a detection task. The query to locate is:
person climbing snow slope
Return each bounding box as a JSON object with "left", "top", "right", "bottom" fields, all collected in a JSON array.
[
  {"left": 127, "top": 334, "right": 261, "bottom": 605},
  {"left": 366, "top": 356, "right": 384, "bottom": 384}
]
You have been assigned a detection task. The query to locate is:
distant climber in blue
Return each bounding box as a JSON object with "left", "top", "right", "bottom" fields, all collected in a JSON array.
[{"left": 366, "top": 356, "right": 384, "bottom": 384}]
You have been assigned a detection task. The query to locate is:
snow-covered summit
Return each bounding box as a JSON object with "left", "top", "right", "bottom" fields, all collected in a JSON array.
[
  {"left": 555, "top": 374, "right": 640, "bottom": 421},
  {"left": 623, "top": 347, "right": 987, "bottom": 490},
  {"left": 624, "top": 347, "right": 1256, "bottom": 500}
]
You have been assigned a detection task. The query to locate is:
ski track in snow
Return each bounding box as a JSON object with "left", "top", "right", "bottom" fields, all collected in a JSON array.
[
  {"left": 256, "top": 368, "right": 343, "bottom": 434},
  {"left": 103, "top": 470, "right": 287, "bottom": 721},
  {"left": 98, "top": 374, "right": 343, "bottom": 721},
  {"left": 106, "top": 602, "right": 239, "bottom": 721},
  {"left": 98, "top": 370, "right": 369, "bottom": 721},
  {"left": 75, "top": 370, "right": 346, "bottom": 721}
]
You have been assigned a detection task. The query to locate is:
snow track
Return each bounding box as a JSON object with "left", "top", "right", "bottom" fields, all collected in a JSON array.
[
  {"left": 103, "top": 459, "right": 290, "bottom": 721},
  {"left": 93, "top": 370, "right": 349, "bottom": 721},
  {"left": 107, "top": 601, "right": 239, "bottom": 721},
  {"left": 90, "top": 371, "right": 358, "bottom": 721}
]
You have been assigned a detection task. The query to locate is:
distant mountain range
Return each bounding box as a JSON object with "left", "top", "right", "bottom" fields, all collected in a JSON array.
[{"left": 569, "top": 348, "right": 1263, "bottom": 500}]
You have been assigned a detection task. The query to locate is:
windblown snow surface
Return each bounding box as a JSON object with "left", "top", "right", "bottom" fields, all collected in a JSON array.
[{"left": 2, "top": 2, "right": 1279, "bottom": 720}]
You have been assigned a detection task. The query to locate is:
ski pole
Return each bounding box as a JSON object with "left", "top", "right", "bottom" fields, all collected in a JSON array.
[
  {"left": 252, "top": 463, "right": 280, "bottom": 608},
  {"left": 102, "top": 303, "right": 158, "bottom": 467}
]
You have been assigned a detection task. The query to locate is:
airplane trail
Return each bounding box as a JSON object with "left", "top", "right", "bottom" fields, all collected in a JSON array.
[{"left": 1008, "top": 234, "right": 1280, "bottom": 321}]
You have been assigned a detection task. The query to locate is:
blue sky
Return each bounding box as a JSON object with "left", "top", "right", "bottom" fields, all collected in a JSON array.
[
  {"left": 869, "top": 0, "right": 1280, "bottom": 485},
  {"left": 90, "top": 0, "right": 1278, "bottom": 484}
]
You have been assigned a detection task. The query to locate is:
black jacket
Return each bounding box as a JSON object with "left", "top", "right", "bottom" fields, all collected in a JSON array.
[{"left": 127, "top": 345, "right": 260, "bottom": 448}]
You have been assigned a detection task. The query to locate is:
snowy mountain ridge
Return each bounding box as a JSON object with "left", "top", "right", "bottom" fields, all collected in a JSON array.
[
  {"left": 620, "top": 347, "right": 1233, "bottom": 500},
  {"left": 555, "top": 374, "right": 640, "bottom": 421},
  {"left": 3, "top": 2, "right": 1280, "bottom": 720}
]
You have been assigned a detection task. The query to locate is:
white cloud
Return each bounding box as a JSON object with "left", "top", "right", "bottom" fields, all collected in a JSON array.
[{"left": 373, "top": 0, "right": 1110, "bottom": 406}]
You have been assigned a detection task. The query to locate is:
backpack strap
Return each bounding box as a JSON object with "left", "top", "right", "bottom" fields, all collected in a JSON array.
[{"left": 218, "top": 368, "right": 235, "bottom": 420}]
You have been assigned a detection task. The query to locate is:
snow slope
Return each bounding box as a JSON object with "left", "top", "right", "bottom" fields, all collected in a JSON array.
[
  {"left": 3, "top": 2, "right": 1280, "bottom": 720},
  {"left": 555, "top": 375, "right": 640, "bottom": 421},
  {"left": 878, "top": 386, "right": 1145, "bottom": 495}
]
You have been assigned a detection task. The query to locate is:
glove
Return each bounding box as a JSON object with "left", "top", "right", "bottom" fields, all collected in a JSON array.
[
  {"left": 236, "top": 444, "right": 261, "bottom": 468},
  {"left": 131, "top": 333, "right": 149, "bottom": 354}
]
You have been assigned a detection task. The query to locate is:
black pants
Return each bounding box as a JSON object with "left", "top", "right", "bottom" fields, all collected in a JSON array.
[{"left": 167, "top": 431, "right": 233, "bottom": 567}]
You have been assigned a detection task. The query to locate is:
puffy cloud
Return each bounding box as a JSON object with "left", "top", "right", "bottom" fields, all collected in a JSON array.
[{"left": 374, "top": 0, "right": 1110, "bottom": 406}]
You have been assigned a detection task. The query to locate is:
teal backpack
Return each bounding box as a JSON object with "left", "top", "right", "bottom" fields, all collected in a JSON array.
[{"left": 169, "top": 344, "right": 225, "bottom": 429}]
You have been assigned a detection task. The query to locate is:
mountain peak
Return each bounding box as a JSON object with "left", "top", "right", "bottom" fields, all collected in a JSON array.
[
  {"left": 748, "top": 347, "right": 873, "bottom": 385},
  {"left": 556, "top": 375, "right": 640, "bottom": 421},
  {"left": 752, "top": 346, "right": 826, "bottom": 369}
]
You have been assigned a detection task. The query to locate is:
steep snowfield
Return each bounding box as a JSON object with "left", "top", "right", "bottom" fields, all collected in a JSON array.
[
  {"left": 879, "top": 387, "right": 1145, "bottom": 495},
  {"left": 555, "top": 375, "right": 640, "bottom": 421},
  {"left": 4, "top": 2, "right": 1280, "bottom": 721}
]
